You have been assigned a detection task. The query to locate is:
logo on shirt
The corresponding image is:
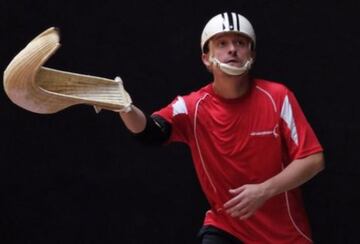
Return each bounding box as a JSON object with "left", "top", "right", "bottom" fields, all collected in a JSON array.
[{"left": 250, "top": 124, "right": 279, "bottom": 138}]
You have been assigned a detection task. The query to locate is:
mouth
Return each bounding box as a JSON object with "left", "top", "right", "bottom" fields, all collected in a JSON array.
[{"left": 225, "top": 59, "right": 241, "bottom": 66}]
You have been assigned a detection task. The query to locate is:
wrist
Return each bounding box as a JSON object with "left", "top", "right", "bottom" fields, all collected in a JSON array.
[{"left": 260, "top": 180, "right": 277, "bottom": 200}]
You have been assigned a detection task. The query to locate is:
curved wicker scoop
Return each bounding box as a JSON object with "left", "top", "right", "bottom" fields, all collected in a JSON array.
[{"left": 3, "top": 27, "right": 131, "bottom": 114}]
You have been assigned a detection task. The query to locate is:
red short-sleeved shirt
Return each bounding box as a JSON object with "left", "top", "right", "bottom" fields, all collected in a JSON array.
[{"left": 154, "top": 79, "right": 323, "bottom": 243}]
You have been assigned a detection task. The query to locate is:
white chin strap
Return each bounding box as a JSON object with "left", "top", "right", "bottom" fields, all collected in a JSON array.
[{"left": 210, "top": 57, "right": 253, "bottom": 76}]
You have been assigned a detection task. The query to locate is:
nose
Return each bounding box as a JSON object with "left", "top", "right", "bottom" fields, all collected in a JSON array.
[{"left": 228, "top": 43, "right": 237, "bottom": 55}]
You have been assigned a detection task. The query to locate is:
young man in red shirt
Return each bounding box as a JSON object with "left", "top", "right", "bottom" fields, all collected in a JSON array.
[{"left": 116, "top": 12, "right": 324, "bottom": 244}]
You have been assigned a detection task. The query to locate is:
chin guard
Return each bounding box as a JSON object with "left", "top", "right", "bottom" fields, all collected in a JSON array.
[{"left": 210, "top": 57, "right": 253, "bottom": 76}]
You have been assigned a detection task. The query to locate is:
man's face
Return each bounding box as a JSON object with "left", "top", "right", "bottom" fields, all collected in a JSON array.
[{"left": 205, "top": 33, "right": 254, "bottom": 68}]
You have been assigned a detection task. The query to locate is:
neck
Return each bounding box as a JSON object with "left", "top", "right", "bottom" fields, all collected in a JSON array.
[{"left": 212, "top": 73, "right": 251, "bottom": 99}]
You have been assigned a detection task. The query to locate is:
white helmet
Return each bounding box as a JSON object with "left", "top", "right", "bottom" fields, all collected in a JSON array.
[
  {"left": 201, "top": 12, "right": 256, "bottom": 53},
  {"left": 201, "top": 12, "right": 256, "bottom": 76}
]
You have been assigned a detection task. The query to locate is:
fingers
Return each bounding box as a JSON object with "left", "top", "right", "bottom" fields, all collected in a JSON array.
[
  {"left": 227, "top": 201, "right": 248, "bottom": 217},
  {"left": 223, "top": 194, "right": 242, "bottom": 209},
  {"left": 225, "top": 200, "right": 255, "bottom": 220},
  {"left": 223, "top": 186, "right": 246, "bottom": 208},
  {"left": 229, "top": 185, "right": 246, "bottom": 194},
  {"left": 223, "top": 184, "right": 262, "bottom": 220}
]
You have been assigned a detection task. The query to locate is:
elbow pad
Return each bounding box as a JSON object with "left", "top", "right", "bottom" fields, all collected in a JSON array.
[{"left": 132, "top": 114, "right": 171, "bottom": 145}]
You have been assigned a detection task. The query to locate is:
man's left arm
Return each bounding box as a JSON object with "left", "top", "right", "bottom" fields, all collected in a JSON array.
[{"left": 224, "top": 152, "right": 325, "bottom": 220}]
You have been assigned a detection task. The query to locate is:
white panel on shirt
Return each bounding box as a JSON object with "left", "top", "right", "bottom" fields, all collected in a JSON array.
[
  {"left": 172, "top": 96, "right": 188, "bottom": 116},
  {"left": 280, "top": 95, "right": 299, "bottom": 145}
]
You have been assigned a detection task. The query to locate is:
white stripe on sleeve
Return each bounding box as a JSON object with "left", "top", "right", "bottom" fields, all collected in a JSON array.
[
  {"left": 172, "top": 96, "right": 188, "bottom": 116},
  {"left": 280, "top": 95, "right": 299, "bottom": 145}
]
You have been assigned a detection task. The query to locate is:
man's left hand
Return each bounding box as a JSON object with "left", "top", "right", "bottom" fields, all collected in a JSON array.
[{"left": 223, "top": 184, "right": 270, "bottom": 220}]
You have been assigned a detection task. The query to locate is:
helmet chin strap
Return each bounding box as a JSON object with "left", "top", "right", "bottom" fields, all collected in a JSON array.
[{"left": 209, "top": 57, "right": 253, "bottom": 76}]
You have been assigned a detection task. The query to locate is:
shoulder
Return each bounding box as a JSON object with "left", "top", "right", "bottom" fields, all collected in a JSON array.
[
  {"left": 178, "top": 83, "right": 212, "bottom": 104},
  {"left": 253, "top": 78, "right": 295, "bottom": 113},
  {"left": 253, "top": 78, "right": 295, "bottom": 102},
  {"left": 162, "top": 83, "right": 211, "bottom": 117},
  {"left": 254, "top": 78, "right": 290, "bottom": 96}
]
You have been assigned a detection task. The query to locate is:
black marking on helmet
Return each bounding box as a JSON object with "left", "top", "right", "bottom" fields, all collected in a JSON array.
[
  {"left": 221, "top": 13, "right": 226, "bottom": 30},
  {"left": 227, "top": 12, "right": 234, "bottom": 30},
  {"left": 235, "top": 13, "right": 240, "bottom": 31}
]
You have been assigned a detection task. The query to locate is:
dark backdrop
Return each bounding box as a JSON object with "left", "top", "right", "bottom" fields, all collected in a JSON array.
[{"left": 1, "top": 0, "right": 359, "bottom": 243}]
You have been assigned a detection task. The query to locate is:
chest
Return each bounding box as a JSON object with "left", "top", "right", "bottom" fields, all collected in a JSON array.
[
  {"left": 191, "top": 94, "right": 283, "bottom": 181},
  {"left": 194, "top": 94, "right": 279, "bottom": 140}
]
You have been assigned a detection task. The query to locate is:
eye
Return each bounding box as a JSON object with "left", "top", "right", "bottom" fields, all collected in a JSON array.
[
  {"left": 235, "top": 39, "right": 246, "bottom": 47},
  {"left": 218, "top": 40, "right": 227, "bottom": 48}
]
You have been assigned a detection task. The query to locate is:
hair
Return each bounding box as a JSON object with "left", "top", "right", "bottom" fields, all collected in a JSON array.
[
  {"left": 203, "top": 42, "right": 210, "bottom": 54},
  {"left": 202, "top": 32, "right": 255, "bottom": 54}
]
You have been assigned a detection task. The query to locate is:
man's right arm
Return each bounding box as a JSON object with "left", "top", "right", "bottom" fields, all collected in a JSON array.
[
  {"left": 111, "top": 76, "right": 171, "bottom": 143},
  {"left": 118, "top": 105, "right": 147, "bottom": 133},
  {"left": 118, "top": 105, "right": 171, "bottom": 145}
]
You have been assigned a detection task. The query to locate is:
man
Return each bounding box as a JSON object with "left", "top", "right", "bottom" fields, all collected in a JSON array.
[{"left": 117, "top": 12, "right": 324, "bottom": 244}]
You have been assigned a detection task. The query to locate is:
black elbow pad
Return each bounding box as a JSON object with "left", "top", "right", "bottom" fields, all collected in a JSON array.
[{"left": 132, "top": 114, "right": 171, "bottom": 145}]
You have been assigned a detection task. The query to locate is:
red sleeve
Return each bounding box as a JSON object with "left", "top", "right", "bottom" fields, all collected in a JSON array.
[
  {"left": 152, "top": 96, "right": 191, "bottom": 144},
  {"left": 279, "top": 90, "right": 323, "bottom": 162}
]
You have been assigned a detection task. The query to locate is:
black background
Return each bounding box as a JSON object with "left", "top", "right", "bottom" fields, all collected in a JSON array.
[{"left": 1, "top": 0, "right": 359, "bottom": 243}]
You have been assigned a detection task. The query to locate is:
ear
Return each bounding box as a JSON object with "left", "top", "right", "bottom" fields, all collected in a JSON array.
[
  {"left": 201, "top": 52, "right": 213, "bottom": 73},
  {"left": 202, "top": 52, "right": 211, "bottom": 67}
]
